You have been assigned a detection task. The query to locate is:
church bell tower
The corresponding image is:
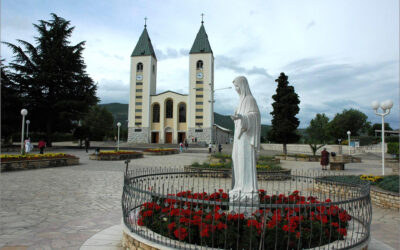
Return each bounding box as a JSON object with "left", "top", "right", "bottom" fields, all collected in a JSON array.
[
  {"left": 188, "top": 19, "right": 214, "bottom": 143},
  {"left": 127, "top": 22, "right": 157, "bottom": 143}
]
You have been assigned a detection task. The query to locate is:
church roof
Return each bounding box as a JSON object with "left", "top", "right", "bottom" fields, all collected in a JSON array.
[
  {"left": 131, "top": 27, "right": 157, "bottom": 59},
  {"left": 190, "top": 23, "right": 213, "bottom": 54}
]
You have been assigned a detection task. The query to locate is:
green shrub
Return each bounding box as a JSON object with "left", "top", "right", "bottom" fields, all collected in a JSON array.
[
  {"left": 212, "top": 153, "right": 231, "bottom": 159},
  {"left": 378, "top": 175, "right": 399, "bottom": 193},
  {"left": 387, "top": 142, "right": 399, "bottom": 156}
]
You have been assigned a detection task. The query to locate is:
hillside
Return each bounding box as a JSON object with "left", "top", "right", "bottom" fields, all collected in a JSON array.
[{"left": 100, "top": 103, "right": 271, "bottom": 135}]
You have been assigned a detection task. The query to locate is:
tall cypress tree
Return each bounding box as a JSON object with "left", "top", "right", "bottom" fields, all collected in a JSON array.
[
  {"left": 268, "top": 72, "right": 300, "bottom": 154},
  {"left": 3, "top": 14, "right": 98, "bottom": 145}
]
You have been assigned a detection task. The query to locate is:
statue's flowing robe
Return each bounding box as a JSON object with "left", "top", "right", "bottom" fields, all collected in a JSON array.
[{"left": 230, "top": 94, "right": 261, "bottom": 202}]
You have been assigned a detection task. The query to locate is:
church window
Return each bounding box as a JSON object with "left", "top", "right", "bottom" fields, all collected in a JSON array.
[
  {"left": 196, "top": 102, "right": 203, "bottom": 105},
  {"left": 136, "top": 95, "right": 142, "bottom": 99},
  {"left": 152, "top": 104, "right": 160, "bottom": 123},
  {"left": 135, "top": 122, "right": 142, "bottom": 126},
  {"left": 196, "top": 115, "right": 203, "bottom": 119},
  {"left": 136, "top": 82, "right": 143, "bottom": 85},
  {"left": 137, "top": 63, "right": 143, "bottom": 72},
  {"left": 135, "top": 109, "right": 142, "bottom": 112},
  {"left": 152, "top": 65, "right": 155, "bottom": 73},
  {"left": 195, "top": 129, "right": 203, "bottom": 132},
  {"left": 196, "top": 122, "right": 203, "bottom": 126},
  {"left": 196, "top": 81, "right": 203, "bottom": 84},
  {"left": 166, "top": 99, "right": 173, "bottom": 118},
  {"left": 135, "top": 129, "right": 142, "bottom": 132},
  {"left": 136, "top": 89, "right": 143, "bottom": 92},
  {"left": 196, "top": 60, "right": 203, "bottom": 70},
  {"left": 179, "top": 103, "right": 186, "bottom": 123},
  {"left": 196, "top": 94, "right": 203, "bottom": 98},
  {"left": 196, "top": 88, "right": 203, "bottom": 91},
  {"left": 135, "top": 102, "right": 142, "bottom": 105},
  {"left": 135, "top": 116, "right": 142, "bottom": 119},
  {"left": 196, "top": 109, "right": 203, "bottom": 112}
]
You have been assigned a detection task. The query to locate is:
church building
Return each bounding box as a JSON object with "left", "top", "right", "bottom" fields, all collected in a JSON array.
[{"left": 127, "top": 20, "right": 216, "bottom": 144}]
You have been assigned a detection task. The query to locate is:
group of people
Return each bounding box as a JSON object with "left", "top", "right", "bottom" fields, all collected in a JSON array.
[
  {"left": 208, "top": 143, "right": 223, "bottom": 154},
  {"left": 24, "top": 138, "right": 46, "bottom": 154},
  {"left": 179, "top": 140, "right": 189, "bottom": 152}
]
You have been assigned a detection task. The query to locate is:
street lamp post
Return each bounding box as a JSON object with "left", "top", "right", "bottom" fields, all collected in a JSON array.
[
  {"left": 371, "top": 99, "right": 393, "bottom": 176},
  {"left": 20, "top": 109, "right": 28, "bottom": 154},
  {"left": 347, "top": 131, "right": 351, "bottom": 155},
  {"left": 26, "top": 120, "right": 30, "bottom": 138},
  {"left": 117, "top": 122, "right": 121, "bottom": 151}
]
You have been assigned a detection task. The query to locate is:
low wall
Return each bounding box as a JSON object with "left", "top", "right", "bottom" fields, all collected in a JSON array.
[
  {"left": 314, "top": 180, "right": 399, "bottom": 210},
  {"left": 89, "top": 153, "right": 143, "bottom": 161},
  {"left": 1, "top": 157, "right": 79, "bottom": 172},
  {"left": 143, "top": 150, "right": 178, "bottom": 155},
  {"left": 261, "top": 143, "right": 386, "bottom": 154}
]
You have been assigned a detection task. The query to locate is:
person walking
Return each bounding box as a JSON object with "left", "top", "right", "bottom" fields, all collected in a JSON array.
[
  {"left": 218, "top": 144, "right": 222, "bottom": 153},
  {"left": 184, "top": 140, "right": 188, "bottom": 151},
  {"left": 38, "top": 139, "right": 46, "bottom": 154},
  {"left": 208, "top": 143, "right": 212, "bottom": 153},
  {"left": 320, "top": 148, "right": 330, "bottom": 170},
  {"left": 85, "top": 137, "right": 90, "bottom": 153},
  {"left": 179, "top": 142, "right": 183, "bottom": 153}
]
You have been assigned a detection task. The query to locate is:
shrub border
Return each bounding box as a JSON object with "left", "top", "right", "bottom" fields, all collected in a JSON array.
[
  {"left": 1, "top": 157, "right": 79, "bottom": 172},
  {"left": 89, "top": 152, "right": 143, "bottom": 161}
]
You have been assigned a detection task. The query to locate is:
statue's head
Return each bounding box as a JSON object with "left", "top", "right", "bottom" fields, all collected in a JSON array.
[{"left": 233, "top": 76, "right": 252, "bottom": 97}]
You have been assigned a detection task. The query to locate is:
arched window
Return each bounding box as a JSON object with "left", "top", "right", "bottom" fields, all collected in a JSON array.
[
  {"left": 196, "top": 60, "right": 203, "bottom": 70},
  {"left": 179, "top": 103, "right": 186, "bottom": 123},
  {"left": 152, "top": 104, "right": 160, "bottom": 123},
  {"left": 137, "top": 62, "right": 143, "bottom": 72},
  {"left": 166, "top": 99, "right": 173, "bottom": 118}
]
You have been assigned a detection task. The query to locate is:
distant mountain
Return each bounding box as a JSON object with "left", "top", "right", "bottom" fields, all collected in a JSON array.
[{"left": 100, "top": 103, "right": 271, "bottom": 135}]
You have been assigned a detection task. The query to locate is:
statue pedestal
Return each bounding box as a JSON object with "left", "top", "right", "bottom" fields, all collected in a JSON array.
[{"left": 229, "top": 190, "right": 259, "bottom": 215}]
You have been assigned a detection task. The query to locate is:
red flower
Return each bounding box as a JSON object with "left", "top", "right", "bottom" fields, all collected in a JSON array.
[
  {"left": 218, "top": 189, "right": 224, "bottom": 193},
  {"left": 142, "top": 210, "right": 153, "bottom": 217},
  {"left": 337, "top": 228, "right": 347, "bottom": 236},
  {"left": 222, "top": 193, "right": 228, "bottom": 199},
  {"left": 282, "top": 224, "right": 289, "bottom": 232},
  {"left": 247, "top": 219, "right": 261, "bottom": 230},
  {"left": 168, "top": 222, "right": 176, "bottom": 231},
  {"left": 331, "top": 222, "right": 339, "bottom": 228},
  {"left": 216, "top": 222, "right": 227, "bottom": 230},
  {"left": 174, "top": 227, "right": 188, "bottom": 240},
  {"left": 137, "top": 218, "right": 144, "bottom": 226},
  {"left": 200, "top": 227, "right": 210, "bottom": 237}
]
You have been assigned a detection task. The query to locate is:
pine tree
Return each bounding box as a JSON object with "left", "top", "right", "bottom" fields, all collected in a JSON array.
[
  {"left": 3, "top": 14, "right": 98, "bottom": 145},
  {"left": 268, "top": 72, "right": 300, "bottom": 154}
]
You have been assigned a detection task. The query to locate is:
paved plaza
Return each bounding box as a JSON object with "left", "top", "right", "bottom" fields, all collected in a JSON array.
[{"left": 0, "top": 147, "right": 399, "bottom": 249}]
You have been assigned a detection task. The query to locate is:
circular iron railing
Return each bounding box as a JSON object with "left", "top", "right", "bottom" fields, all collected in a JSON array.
[{"left": 122, "top": 165, "right": 372, "bottom": 250}]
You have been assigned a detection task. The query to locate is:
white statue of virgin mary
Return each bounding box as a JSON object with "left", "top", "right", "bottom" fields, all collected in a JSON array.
[{"left": 229, "top": 76, "right": 261, "bottom": 204}]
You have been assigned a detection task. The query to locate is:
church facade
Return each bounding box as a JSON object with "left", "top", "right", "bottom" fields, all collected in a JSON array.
[{"left": 127, "top": 21, "right": 215, "bottom": 144}]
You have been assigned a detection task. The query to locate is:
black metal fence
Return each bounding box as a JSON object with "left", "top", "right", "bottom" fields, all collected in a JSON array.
[{"left": 122, "top": 166, "right": 372, "bottom": 250}]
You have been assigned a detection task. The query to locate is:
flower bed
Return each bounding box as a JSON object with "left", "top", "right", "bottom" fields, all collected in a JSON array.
[
  {"left": 135, "top": 189, "right": 351, "bottom": 249},
  {"left": 89, "top": 150, "right": 143, "bottom": 161},
  {"left": 315, "top": 175, "right": 399, "bottom": 210},
  {"left": 143, "top": 148, "right": 179, "bottom": 155},
  {"left": 1, "top": 153, "right": 79, "bottom": 172}
]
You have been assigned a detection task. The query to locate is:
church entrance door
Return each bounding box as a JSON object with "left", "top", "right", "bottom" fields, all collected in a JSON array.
[
  {"left": 151, "top": 132, "right": 159, "bottom": 143},
  {"left": 178, "top": 132, "right": 186, "bottom": 144},
  {"left": 165, "top": 132, "right": 172, "bottom": 144}
]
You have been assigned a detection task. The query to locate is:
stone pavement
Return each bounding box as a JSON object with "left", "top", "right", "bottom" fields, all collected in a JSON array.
[
  {"left": 0, "top": 149, "right": 208, "bottom": 250},
  {"left": 1, "top": 148, "right": 399, "bottom": 249}
]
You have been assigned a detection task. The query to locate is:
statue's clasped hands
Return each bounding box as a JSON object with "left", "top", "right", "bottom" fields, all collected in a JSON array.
[{"left": 230, "top": 114, "right": 242, "bottom": 121}]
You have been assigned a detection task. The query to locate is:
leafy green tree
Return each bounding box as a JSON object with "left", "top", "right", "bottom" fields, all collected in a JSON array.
[
  {"left": 305, "top": 113, "right": 330, "bottom": 156},
  {"left": 3, "top": 14, "right": 98, "bottom": 145},
  {"left": 268, "top": 72, "right": 300, "bottom": 154},
  {"left": 1, "top": 61, "right": 23, "bottom": 143},
  {"left": 368, "top": 123, "right": 393, "bottom": 136},
  {"left": 327, "top": 109, "right": 369, "bottom": 139},
  {"left": 82, "top": 105, "right": 114, "bottom": 141},
  {"left": 306, "top": 113, "right": 330, "bottom": 143}
]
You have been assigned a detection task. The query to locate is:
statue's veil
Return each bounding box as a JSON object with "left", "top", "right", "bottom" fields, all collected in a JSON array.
[{"left": 234, "top": 76, "right": 253, "bottom": 98}]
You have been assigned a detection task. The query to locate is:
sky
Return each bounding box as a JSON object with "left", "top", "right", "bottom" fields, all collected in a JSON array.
[{"left": 2, "top": 0, "right": 399, "bottom": 129}]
